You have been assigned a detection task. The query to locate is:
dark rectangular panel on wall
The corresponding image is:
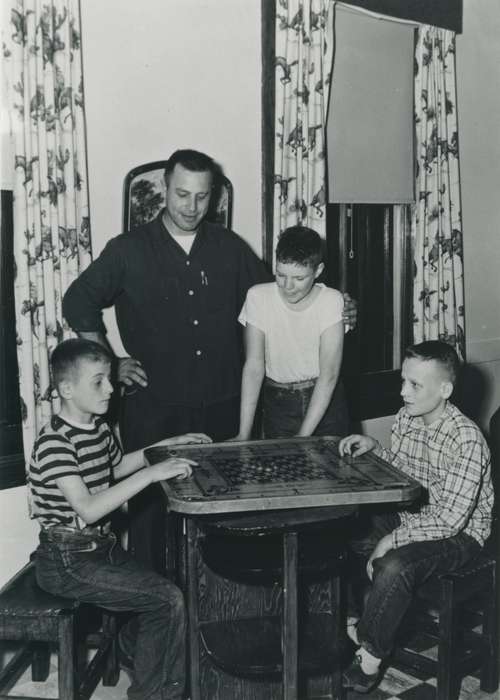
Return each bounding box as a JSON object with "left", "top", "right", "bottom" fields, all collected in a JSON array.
[
  {"left": 0, "top": 190, "right": 24, "bottom": 490},
  {"left": 261, "top": 0, "right": 276, "bottom": 267},
  {"left": 341, "top": 0, "right": 462, "bottom": 32}
]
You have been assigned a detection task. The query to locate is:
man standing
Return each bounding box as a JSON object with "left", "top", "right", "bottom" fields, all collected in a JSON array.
[{"left": 63, "top": 149, "right": 356, "bottom": 571}]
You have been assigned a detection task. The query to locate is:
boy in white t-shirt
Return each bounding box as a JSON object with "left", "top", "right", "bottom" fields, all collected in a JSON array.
[{"left": 234, "top": 225, "right": 349, "bottom": 440}]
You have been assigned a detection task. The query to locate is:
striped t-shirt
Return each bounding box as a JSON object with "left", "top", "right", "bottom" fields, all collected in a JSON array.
[{"left": 28, "top": 414, "right": 123, "bottom": 529}]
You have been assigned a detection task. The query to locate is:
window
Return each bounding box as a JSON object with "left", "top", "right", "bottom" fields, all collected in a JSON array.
[
  {"left": 0, "top": 189, "right": 24, "bottom": 489},
  {"left": 326, "top": 4, "right": 415, "bottom": 205},
  {"left": 324, "top": 6, "right": 416, "bottom": 419},
  {"left": 260, "top": 0, "right": 416, "bottom": 422}
]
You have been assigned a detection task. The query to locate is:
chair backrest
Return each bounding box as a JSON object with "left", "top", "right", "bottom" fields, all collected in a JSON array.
[
  {"left": 122, "top": 160, "right": 233, "bottom": 232},
  {"left": 487, "top": 407, "right": 500, "bottom": 554}
]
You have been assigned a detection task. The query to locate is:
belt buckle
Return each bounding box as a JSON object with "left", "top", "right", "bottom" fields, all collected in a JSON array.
[{"left": 97, "top": 523, "right": 110, "bottom": 536}]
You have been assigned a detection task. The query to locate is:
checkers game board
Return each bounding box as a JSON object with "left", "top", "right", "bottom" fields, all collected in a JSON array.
[{"left": 145, "top": 436, "right": 421, "bottom": 514}]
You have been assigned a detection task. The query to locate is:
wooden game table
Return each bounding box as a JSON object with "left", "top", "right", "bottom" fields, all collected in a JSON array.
[{"left": 145, "top": 436, "right": 421, "bottom": 700}]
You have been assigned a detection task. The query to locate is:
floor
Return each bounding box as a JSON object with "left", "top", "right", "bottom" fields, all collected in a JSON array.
[
  {"left": 2, "top": 646, "right": 499, "bottom": 700},
  {"left": 0, "top": 646, "right": 130, "bottom": 699}
]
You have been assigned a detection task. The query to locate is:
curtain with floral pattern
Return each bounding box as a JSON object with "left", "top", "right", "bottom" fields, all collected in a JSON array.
[
  {"left": 273, "top": 0, "right": 334, "bottom": 265},
  {"left": 3, "top": 0, "right": 92, "bottom": 466},
  {"left": 412, "top": 26, "right": 465, "bottom": 359}
]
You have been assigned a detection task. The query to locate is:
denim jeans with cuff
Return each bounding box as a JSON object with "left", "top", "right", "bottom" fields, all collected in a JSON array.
[
  {"left": 35, "top": 526, "right": 186, "bottom": 700},
  {"left": 262, "top": 377, "right": 349, "bottom": 439},
  {"left": 348, "top": 511, "right": 481, "bottom": 660}
]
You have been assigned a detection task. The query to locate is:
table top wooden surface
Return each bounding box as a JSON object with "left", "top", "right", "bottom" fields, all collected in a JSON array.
[{"left": 145, "top": 436, "right": 421, "bottom": 515}]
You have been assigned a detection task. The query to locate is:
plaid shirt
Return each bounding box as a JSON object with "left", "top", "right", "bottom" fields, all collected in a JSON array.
[{"left": 375, "top": 402, "right": 493, "bottom": 549}]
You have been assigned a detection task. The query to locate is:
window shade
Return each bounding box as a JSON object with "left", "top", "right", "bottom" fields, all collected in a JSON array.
[{"left": 327, "top": 4, "right": 415, "bottom": 204}]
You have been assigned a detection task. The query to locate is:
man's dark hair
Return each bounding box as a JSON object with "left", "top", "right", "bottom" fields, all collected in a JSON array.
[
  {"left": 404, "top": 340, "right": 460, "bottom": 385},
  {"left": 164, "top": 149, "right": 220, "bottom": 184},
  {"left": 276, "top": 226, "right": 323, "bottom": 269},
  {"left": 51, "top": 338, "right": 112, "bottom": 388}
]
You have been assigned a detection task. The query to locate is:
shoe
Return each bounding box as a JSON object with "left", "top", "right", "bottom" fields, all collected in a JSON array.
[{"left": 342, "top": 653, "right": 382, "bottom": 693}]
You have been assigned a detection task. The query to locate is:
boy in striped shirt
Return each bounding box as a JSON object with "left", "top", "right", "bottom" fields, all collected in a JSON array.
[
  {"left": 29, "top": 337, "right": 210, "bottom": 700},
  {"left": 338, "top": 340, "right": 493, "bottom": 693}
]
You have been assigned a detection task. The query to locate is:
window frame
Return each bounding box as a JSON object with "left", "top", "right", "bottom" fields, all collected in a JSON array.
[
  {"left": 325, "top": 203, "right": 413, "bottom": 421},
  {"left": 0, "top": 189, "right": 25, "bottom": 490}
]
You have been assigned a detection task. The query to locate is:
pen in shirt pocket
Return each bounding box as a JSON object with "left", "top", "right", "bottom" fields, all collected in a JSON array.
[{"left": 201, "top": 270, "right": 208, "bottom": 286}]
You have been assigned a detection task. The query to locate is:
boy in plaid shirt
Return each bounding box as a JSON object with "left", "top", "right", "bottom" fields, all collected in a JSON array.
[{"left": 339, "top": 340, "right": 493, "bottom": 693}]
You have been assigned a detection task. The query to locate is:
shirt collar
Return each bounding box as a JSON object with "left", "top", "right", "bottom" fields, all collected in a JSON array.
[
  {"left": 401, "top": 401, "right": 453, "bottom": 433},
  {"left": 157, "top": 209, "right": 211, "bottom": 255}
]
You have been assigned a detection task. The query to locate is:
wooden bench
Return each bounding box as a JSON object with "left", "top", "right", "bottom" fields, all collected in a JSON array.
[{"left": 0, "top": 561, "right": 119, "bottom": 700}]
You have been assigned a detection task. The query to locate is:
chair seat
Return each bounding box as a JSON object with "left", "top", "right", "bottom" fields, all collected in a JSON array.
[
  {"left": 0, "top": 563, "right": 79, "bottom": 616},
  {"left": 0, "top": 562, "right": 119, "bottom": 700},
  {"left": 416, "top": 551, "right": 495, "bottom": 603},
  {"left": 199, "top": 613, "right": 350, "bottom": 678},
  {"left": 201, "top": 529, "right": 346, "bottom": 583},
  {"left": 200, "top": 511, "right": 350, "bottom": 584}
]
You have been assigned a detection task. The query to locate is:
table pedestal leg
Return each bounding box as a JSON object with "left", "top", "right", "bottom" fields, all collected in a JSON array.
[
  {"left": 283, "top": 531, "right": 298, "bottom": 699},
  {"left": 186, "top": 518, "right": 201, "bottom": 700}
]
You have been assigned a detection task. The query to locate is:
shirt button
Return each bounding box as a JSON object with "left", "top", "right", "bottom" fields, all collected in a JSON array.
[
  {"left": 196, "top": 350, "right": 202, "bottom": 356},
  {"left": 186, "top": 260, "right": 190, "bottom": 266},
  {"left": 193, "top": 320, "right": 199, "bottom": 325},
  {"left": 188, "top": 290, "right": 194, "bottom": 296}
]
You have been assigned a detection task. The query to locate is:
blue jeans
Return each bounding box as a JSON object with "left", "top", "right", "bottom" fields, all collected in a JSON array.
[
  {"left": 35, "top": 526, "right": 186, "bottom": 700},
  {"left": 348, "top": 511, "right": 481, "bottom": 660},
  {"left": 262, "top": 377, "right": 349, "bottom": 438}
]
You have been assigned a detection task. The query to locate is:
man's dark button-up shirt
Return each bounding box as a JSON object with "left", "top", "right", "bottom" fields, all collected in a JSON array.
[{"left": 63, "top": 213, "right": 270, "bottom": 407}]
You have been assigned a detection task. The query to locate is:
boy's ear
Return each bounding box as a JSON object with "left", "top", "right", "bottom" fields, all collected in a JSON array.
[
  {"left": 58, "top": 379, "right": 73, "bottom": 400},
  {"left": 441, "top": 380, "right": 453, "bottom": 400},
  {"left": 314, "top": 262, "right": 325, "bottom": 279}
]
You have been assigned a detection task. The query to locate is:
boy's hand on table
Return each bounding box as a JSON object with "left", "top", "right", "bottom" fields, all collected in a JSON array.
[
  {"left": 367, "top": 534, "right": 393, "bottom": 581},
  {"left": 150, "top": 458, "right": 197, "bottom": 482},
  {"left": 339, "top": 434, "right": 378, "bottom": 458},
  {"left": 163, "top": 433, "right": 212, "bottom": 446}
]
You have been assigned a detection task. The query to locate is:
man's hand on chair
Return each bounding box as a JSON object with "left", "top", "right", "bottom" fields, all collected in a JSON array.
[{"left": 343, "top": 292, "right": 358, "bottom": 332}]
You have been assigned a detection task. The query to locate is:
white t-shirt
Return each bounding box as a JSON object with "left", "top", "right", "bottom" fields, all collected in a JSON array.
[
  {"left": 171, "top": 232, "right": 196, "bottom": 254},
  {"left": 238, "top": 282, "right": 344, "bottom": 383}
]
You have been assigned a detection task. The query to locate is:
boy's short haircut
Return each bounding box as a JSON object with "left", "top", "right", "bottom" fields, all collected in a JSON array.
[
  {"left": 404, "top": 340, "right": 460, "bottom": 385},
  {"left": 276, "top": 226, "right": 323, "bottom": 269},
  {"left": 51, "top": 338, "right": 112, "bottom": 388},
  {"left": 164, "top": 149, "right": 221, "bottom": 184}
]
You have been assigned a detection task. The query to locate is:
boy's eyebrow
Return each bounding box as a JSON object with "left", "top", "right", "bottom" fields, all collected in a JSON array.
[
  {"left": 90, "top": 370, "right": 110, "bottom": 379},
  {"left": 175, "top": 186, "right": 210, "bottom": 195},
  {"left": 401, "top": 375, "right": 422, "bottom": 386}
]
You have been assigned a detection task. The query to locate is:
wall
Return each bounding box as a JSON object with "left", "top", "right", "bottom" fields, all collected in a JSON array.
[
  {"left": 81, "top": 0, "right": 262, "bottom": 354},
  {"left": 456, "top": 0, "right": 500, "bottom": 427},
  {"left": 363, "top": 0, "right": 500, "bottom": 446},
  {"left": 0, "top": 0, "right": 262, "bottom": 587},
  {"left": 1, "top": 0, "right": 500, "bottom": 586}
]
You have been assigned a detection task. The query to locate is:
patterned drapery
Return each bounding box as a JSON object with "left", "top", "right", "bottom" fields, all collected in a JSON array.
[
  {"left": 3, "top": 0, "right": 92, "bottom": 466},
  {"left": 273, "top": 0, "right": 334, "bottom": 265},
  {"left": 412, "top": 26, "right": 465, "bottom": 359}
]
